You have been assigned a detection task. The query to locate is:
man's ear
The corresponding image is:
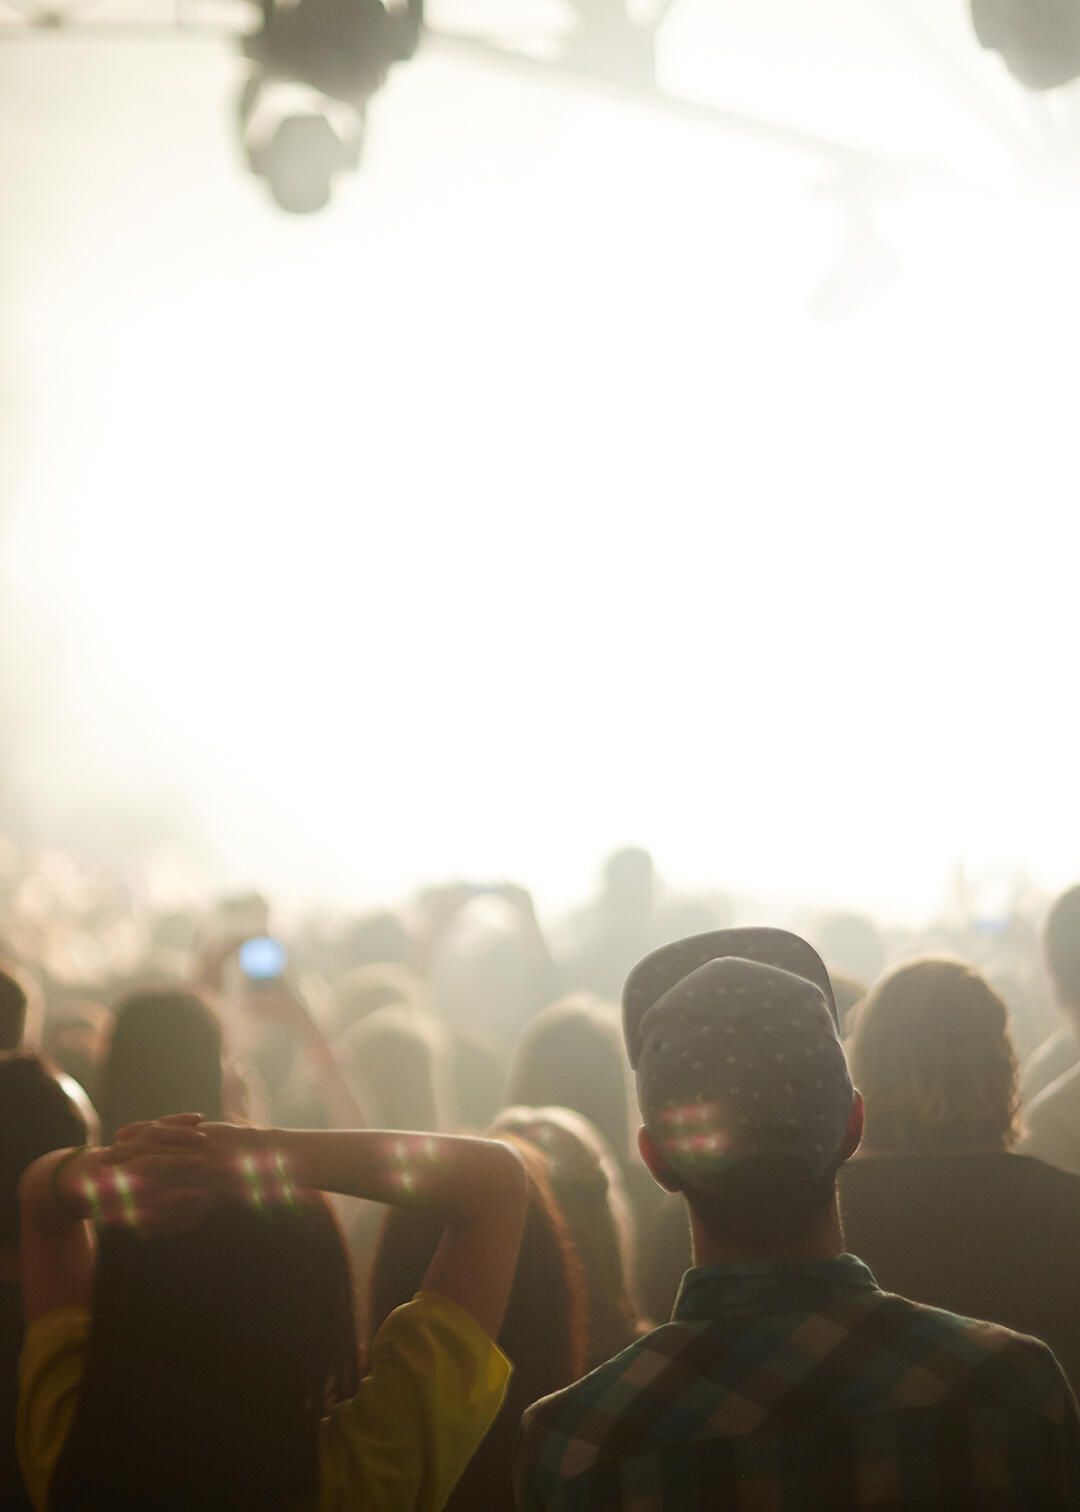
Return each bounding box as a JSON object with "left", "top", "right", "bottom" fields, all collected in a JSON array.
[
  {"left": 638, "top": 1125, "right": 684, "bottom": 1194},
  {"left": 838, "top": 1090, "right": 864, "bottom": 1164}
]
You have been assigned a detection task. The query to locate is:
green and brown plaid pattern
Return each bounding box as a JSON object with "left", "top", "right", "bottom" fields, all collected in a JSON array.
[{"left": 516, "top": 1256, "right": 1080, "bottom": 1511}]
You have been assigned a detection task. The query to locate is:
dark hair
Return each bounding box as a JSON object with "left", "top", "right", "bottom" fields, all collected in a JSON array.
[
  {"left": 848, "top": 957, "right": 1020, "bottom": 1153},
  {"left": 0, "top": 962, "right": 39, "bottom": 1051},
  {"left": 1045, "top": 885, "right": 1080, "bottom": 1008},
  {"left": 0, "top": 1053, "right": 89, "bottom": 1247},
  {"left": 507, "top": 997, "right": 632, "bottom": 1166},
  {"left": 368, "top": 1136, "right": 586, "bottom": 1512},
  {"left": 684, "top": 1155, "right": 839, "bottom": 1251},
  {"left": 493, "top": 1106, "right": 641, "bottom": 1366},
  {"left": 50, "top": 1196, "right": 358, "bottom": 1512},
  {"left": 97, "top": 985, "right": 224, "bottom": 1143}
]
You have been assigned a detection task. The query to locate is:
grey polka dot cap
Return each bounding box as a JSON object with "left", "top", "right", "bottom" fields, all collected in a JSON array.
[
  {"left": 634, "top": 955, "right": 854, "bottom": 1188},
  {"left": 622, "top": 926, "right": 838, "bottom": 1070}
]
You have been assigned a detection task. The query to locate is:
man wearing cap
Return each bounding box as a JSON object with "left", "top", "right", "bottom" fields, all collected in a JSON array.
[{"left": 515, "top": 928, "right": 1080, "bottom": 1510}]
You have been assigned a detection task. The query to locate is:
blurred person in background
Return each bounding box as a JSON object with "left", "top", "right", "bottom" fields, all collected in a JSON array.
[
  {"left": 561, "top": 848, "right": 660, "bottom": 1000},
  {"left": 1022, "top": 883, "right": 1080, "bottom": 1103},
  {"left": 250, "top": 983, "right": 370, "bottom": 1131},
  {"left": 343, "top": 1004, "right": 452, "bottom": 1132},
  {"left": 506, "top": 997, "right": 632, "bottom": 1169},
  {"left": 16, "top": 1117, "right": 526, "bottom": 1512},
  {"left": 369, "top": 1133, "right": 585, "bottom": 1512},
  {"left": 0, "top": 1053, "right": 91, "bottom": 1511},
  {"left": 813, "top": 910, "right": 886, "bottom": 991},
  {"left": 1023, "top": 885, "right": 1080, "bottom": 1178},
  {"left": 842, "top": 957, "right": 1080, "bottom": 1389},
  {"left": 333, "top": 910, "right": 420, "bottom": 976},
  {"left": 493, "top": 1106, "right": 645, "bottom": 1367},
  {"left": 330, "top": 956, "right": 504, "bottom": 1132},
  {"left": 96, "top": 984, "right": 228, "bottom": 1143},
  {"left": 427, "top": 883, "right": 560, "bottom": 1050},
  {"left": 331, "top": 962, "right": 429, "bottom": 1039},
  {"left": 505, "top": 994, "right": 664, "bottom": 1250}
]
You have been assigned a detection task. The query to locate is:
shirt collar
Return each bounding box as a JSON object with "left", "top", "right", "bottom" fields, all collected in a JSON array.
[{"left": 673, "top": 1254, "right": 878, "bottom": 1322}]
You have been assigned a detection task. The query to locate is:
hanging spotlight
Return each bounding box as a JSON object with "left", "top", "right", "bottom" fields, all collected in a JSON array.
[{"left": 971, "top": 0, "right": 1080, "bottom": 90}]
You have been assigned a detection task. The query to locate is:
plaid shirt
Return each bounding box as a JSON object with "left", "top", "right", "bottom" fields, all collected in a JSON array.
[{"left": 516, "top": 1255, "right": 1080, "bottom": 1511}]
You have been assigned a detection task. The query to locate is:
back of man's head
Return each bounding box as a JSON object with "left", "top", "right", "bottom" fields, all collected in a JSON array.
[
  {"left": 0, "top": 1052, "right": 90, "bottom": 1249},
  {"left": 1044, "top": 884, "right": 1080, "bottom": 1018},
  {"left": 623, "top": 932, "right": 855, "bottom": 1251}
]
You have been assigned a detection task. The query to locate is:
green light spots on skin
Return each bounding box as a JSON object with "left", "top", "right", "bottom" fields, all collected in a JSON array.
[
  {"left": 113, "top": 1169, "right": 139, "bottom": 1229},
  {"left": 237, "top": 1150, "right": 300, "bottom": 1213},
  {"left": 82, "top": 1177, "right": 105, "bottom": 1225},
  {"left": 240, "top": 1154, "right": 265, "bottom": 1210}
]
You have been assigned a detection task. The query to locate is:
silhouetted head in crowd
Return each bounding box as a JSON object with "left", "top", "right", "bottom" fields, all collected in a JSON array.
[
  {"left": 0, "top": 1052, "right": 91, "bottom": 1257},
  {"left": 494, "top": 1105, "right": 641, "bottom": 1365},
  {"left": 815, "top": 911, "right": 885, "bottom": 989},
  {"left": 331, "top": 961, "right": 428, "bottom": 1038},
  {"left": 507, "top": 995, "right": 632, "bottom": 1165},
  {"left": 338, "top": 910, "right": 418, "bottom": 973},
  {"left": 369, "top": 1133, "right": 585, "bottom": 1511},
  {"left": 971, "top": 0, "right": 1080, "bottom": 89},
  {"left": 623, "top": 932, "right": 861, "bottom": 1256},
  {"left": 50, "top": 1194, "right": 358, "bottom": 1511},
  {"left": 97, "top": 985, "right": 225, "bottom": 1143},
  {"left": 847, "top": 958, "right": 1021, "bottom": 1154},
  {"left": 1044, "top": 884, "right": 1080, "bottom": 1031},
  {"left": 0, "top": 961, "right": 42, "bottom": 1051},
  {"left": 344, "top": 1004, "right": 451, "bottom": 1130},
  {"left": 603, "top": 846, "right": 655, "bottom": 920}
]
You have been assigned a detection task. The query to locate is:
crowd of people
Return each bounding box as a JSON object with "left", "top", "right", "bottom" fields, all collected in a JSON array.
[{"left": 2, "top": 838, "right": 1080, "bottom": 1508}]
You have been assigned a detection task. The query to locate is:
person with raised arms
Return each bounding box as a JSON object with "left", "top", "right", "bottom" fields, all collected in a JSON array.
[{"left": 17, "top": 1114, "right": 526, "bottom": 1512}]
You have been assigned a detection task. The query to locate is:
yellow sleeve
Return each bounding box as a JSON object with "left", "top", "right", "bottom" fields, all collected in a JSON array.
[
  {"left": 17, "top": 1308, "right": 91, "bottom": 1512},
  {"left": 318, "top": 1290, "right": 511, "bottom": 1512}
]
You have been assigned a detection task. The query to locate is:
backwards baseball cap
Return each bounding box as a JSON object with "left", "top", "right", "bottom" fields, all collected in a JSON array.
[{"left": 623, "top": 930, "right": 853, "bottom": 1191}]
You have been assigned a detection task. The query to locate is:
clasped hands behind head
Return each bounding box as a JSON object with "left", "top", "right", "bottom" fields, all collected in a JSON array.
[{"left": 93, "top": 1114, "right": 283, "bottom": 1236}]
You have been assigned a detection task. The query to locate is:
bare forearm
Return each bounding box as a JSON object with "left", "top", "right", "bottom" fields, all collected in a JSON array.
[
  {"left": 19, "top": 1148, "right": 97, "bottom": 1232},
  {"left": 19, "top": 1149, "right": 99, "bottom": 1319},
  {"left": 268, "top": 1128, "right": 523, "bottom": 1225}
]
